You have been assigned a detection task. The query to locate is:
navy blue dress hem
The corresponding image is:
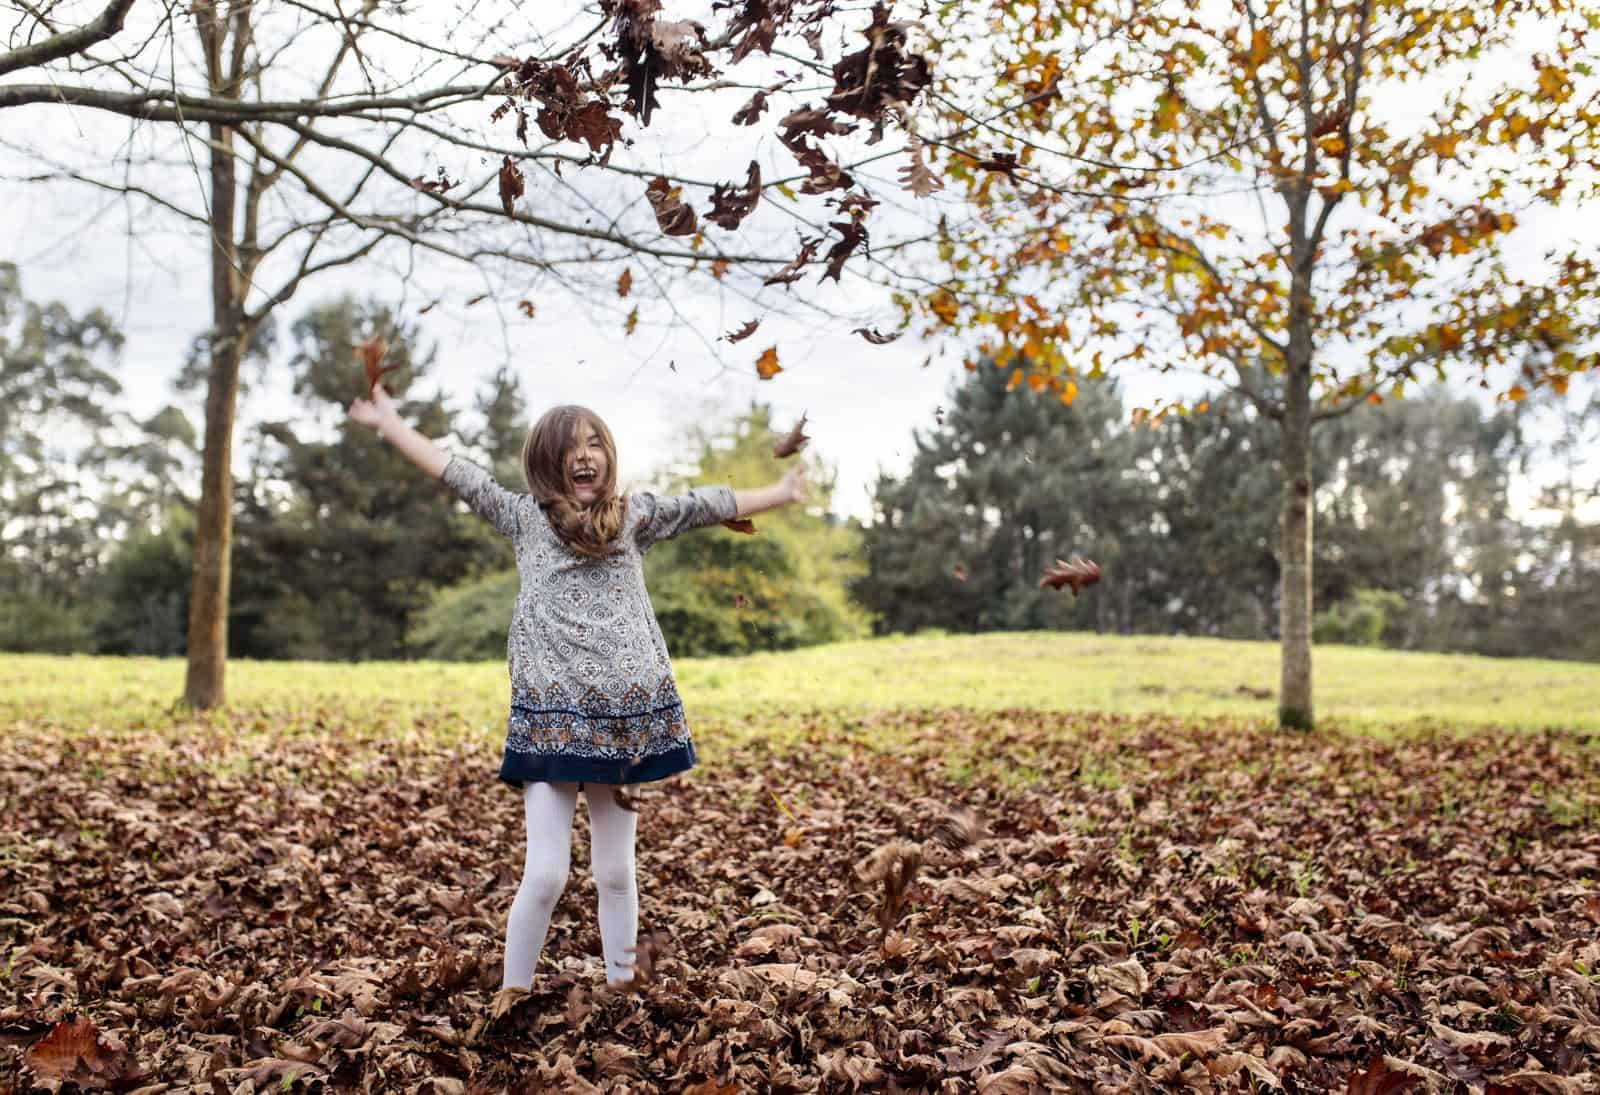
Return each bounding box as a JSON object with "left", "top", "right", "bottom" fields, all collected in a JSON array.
[{"left": 497, "top": 740, "right": 695, "bottom": 790}]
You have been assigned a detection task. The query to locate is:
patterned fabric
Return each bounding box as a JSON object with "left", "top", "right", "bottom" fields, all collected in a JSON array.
[{"left": 439, "top": 455, "right": 736, "bottom": 789}]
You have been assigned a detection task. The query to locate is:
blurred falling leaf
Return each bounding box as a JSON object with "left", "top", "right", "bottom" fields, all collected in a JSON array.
[
  {"left": 707, "top": 161, "right": 762, "bottom": 230},
  {"left": 356, "top": 335, "right": 399, "bottom": 395},
  {"left": 517, "top": 300, "right": 535, "bottom": 318},
  {"left": 1039, "top": 557, "right": 1101, "bottom": 596},
  {"left": 773, "top": 413, "right": 809, "bottom": 458},
  {"left": 497, "top": 156, "right": 524, "bottom": 216},
  {"left": 852, "top": 326, "right": 902, "bottom": 344},
  {"left": 617, "top": 268, "right": 633, "bottom": 298},
  {"left": 722, "top": 517, "right": 756, "bottom": 534},
  {"left": 645, "top": 175, "right": 698, "bottom": 236}
]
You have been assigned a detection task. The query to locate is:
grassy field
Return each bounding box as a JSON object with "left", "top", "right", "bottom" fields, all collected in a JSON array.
[{"left": 2, "top": 630, "right": 1596, "bottom": 738}]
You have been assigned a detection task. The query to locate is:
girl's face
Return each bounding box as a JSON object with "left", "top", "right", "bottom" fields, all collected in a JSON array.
[{"left": 566, "top": 422, "right": 609, "bottom": 506}]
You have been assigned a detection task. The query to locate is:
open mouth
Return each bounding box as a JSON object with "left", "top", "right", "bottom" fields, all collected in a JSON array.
[{"left": 572, "top": 468, "right": 597, "bottom": 487}]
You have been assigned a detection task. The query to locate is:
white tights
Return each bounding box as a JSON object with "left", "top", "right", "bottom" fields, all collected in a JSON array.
[{"left": 501, "top": 781, "right": 638, "bottom": 990}]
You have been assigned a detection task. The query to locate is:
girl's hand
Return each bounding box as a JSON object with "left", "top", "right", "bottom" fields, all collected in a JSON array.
[
  {"left": 781, "top": 462, "right": 809, "bottom": 505},
  {"left": 347, "top": 384, "right": 397, "bottom": 432}
]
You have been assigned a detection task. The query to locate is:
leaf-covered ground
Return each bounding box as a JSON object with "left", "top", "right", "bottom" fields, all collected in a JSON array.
[{"left": 2, "top": 710, "right": 1598, "bottom": 1093}]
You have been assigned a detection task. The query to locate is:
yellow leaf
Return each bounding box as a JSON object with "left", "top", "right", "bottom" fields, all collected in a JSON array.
[
  {"left": 1506, "top": 384, "right": 1527, "bottom": 403},
  {"left": 1317, "top": 135, "right": 1347, "bottom": 157},
  {"left": 755, "top": 345, "right": 782, "bottom": 380},
  {"left": 1027, "top": 372, "right": 1047, "bottom": 392},
  {"left": 1552, "top": 376, "right": 1569, "bottom": 395},
  {"left": 1247, "top": 28, "right": 1271, "bottom": 68},
  {"left": 624, "top": 306, "right": 638, "bottom": 336},
  {"left": 1059, "top": 381, "right": 1079, "bottom": 406},
  {"left": 1006, "top": 368, "right": 1023, "bottom": 392}
]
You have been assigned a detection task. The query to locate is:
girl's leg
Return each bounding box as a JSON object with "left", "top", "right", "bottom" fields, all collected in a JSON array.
[
  {"left": 502, "top": 780, "right": 581, "bottom": 991},
  {"left": 584, "top": 785, "right": 639, "bottom": 985}
]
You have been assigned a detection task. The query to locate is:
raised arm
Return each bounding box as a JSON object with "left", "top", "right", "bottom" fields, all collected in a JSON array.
[
  {"left": 733, "top": 464, "right": 809, "bottom": 519},
  {"left": 348, "top": 385, "right": 449, "bottom": 478}
]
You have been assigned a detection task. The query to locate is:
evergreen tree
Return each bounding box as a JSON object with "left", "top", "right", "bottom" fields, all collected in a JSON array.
[{"left": 229, "top": 296, "right": 502, "bottom": 660}]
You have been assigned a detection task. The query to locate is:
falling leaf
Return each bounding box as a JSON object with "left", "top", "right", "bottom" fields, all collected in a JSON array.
[
  {"left": 710, "top": 257, "right": 731, "bottom": 280},
  {"left": 952, "top": 564, "right": 968, "bottom": 582},
  {"left": 1039, "top": 556, "right": 1102, "bottom": 596},
  {"left": 645, "top": 176, "right": 698, "bottom": 236},
  {"left": 898, "top": 137, "right": 943, "bottom": 197},
  {"left": 408, "top": 167, "right": 458, "bottom": 194},
  {"left": 497, "top": 156, "right": 524, "bottom": 217},
  {"left": 1313, "top": 103, "right": 1352, "bottom": 138},
  {"left": 617, "top": 268, "right": 633, "bottom": 298},
  {"left": 755, "top": 345, "right": 782, "bottom": 380},
  {"left": 465, "top": 293, "right": 489, "bottom": 307},
  {"left": 624, "top": 307, "right": 639, "bottom": 336},
  {"left": 773, "top": 413, "right": 810, "bottom": 458},
  {"left": 733, "top": 593, "right": 748, "bottom": 609},
  {"left": 973, "top": 151, "right": 1024, "bottom": 178},
  {"left": 723, "top": 319, "right": 761, "bottom": 343},
  {"left": 763, "top": 235, "right": 823, "bottom": 287},
  {"left": 517, "top": 300, "right": 535, "bottom": 318},
  {"left": 732, "top": 89, "right": 769, "bottom": 126},
  {"left": 356, "top": 335, "right": 399, "bottom": 396},
  {"left": 852, "top": 326, "right": 901, "bottom": 344},
  {"left": 855, "top": 840, "right": 922, "bottom": 932},
  {"left": 721, "top": 517, "right": 756, "bottom": 533},
  {"left": 822, "top": 222, "right": 867, "bottom": 282},
  {"left": 707, "top": 161, "right": 762, "bottom": 230}
]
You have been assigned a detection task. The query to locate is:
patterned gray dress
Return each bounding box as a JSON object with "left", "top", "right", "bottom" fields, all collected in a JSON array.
[{"left": 440, "top": 455, "right": 737, "bottom": 789}]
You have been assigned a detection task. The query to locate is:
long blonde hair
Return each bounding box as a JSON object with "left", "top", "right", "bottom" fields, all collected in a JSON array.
[{"left": 521, "top": 405, "right": 627, "bottom": 558}]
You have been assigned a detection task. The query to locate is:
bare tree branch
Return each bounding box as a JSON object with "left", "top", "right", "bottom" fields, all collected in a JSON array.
[{"left": 0, "top": 0, "right": 137, "bottom": 79}]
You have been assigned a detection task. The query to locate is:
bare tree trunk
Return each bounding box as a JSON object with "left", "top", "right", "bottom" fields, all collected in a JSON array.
[
  {"left": 1279, "top": 323, "right": 1315, "bottom": 730},
  {"left": 183, "top": 116, "right": 243, "bottom": 710}
]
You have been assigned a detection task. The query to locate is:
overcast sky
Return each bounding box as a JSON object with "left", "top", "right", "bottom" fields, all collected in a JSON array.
[{"left": 2, "top": 2, "right": 1594, "bottom": 523}]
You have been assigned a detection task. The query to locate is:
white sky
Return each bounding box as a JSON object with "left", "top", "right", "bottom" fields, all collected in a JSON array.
[{"left": 1, "top": 1, "right": 1594, "bottom": 523}]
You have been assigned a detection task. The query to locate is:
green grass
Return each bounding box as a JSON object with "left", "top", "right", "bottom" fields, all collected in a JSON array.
[{"left": 3, "top": 632, "right": 1596, "bottom": 735}]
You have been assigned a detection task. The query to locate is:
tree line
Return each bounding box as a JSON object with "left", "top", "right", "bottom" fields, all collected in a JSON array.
[
  {"left": 5, "top": 262, "right": 1595, "bottom": 664},
  {"left": 0, "top": 268, "right": 864, "bottom": 661},
  {"left": 856, "top": 361, "right": 1600, "bottom": 662}
]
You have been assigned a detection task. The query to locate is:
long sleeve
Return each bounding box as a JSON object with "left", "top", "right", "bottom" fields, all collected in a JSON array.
[
  {"left": 630, "top": 486, "right": 738, "bottom": 551},
  {"left": 441, "top": 455, "right": 525, "bottom": 539}
]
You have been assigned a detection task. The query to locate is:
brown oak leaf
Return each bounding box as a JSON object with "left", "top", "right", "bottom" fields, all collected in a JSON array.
[
  {"left": 723, "top": 318, "right": 760, "bottom": 343},
  {"left": 24, "top": 1016, "right": 146, "bottom": 1089},
  {"left": 357, "top": 335, "right": 399, "bottom": 395},
  {"left": 773, "top": 413, "right": 809, "bottom": 458},
  {"left": 707, "top": 161, "right": 762, "bottom": 230},
  {"left": 1039, "top": 556, "right": 1101, "bottom": 596},
  {"left": 498, "top": 156, "right": 525, "bottom": 216},
  {"left": 853, "top": 326, "right": 901, "bottom": 344},
  {"left": 1345, "top": 1056, "right": 1420, "bottom": 1094},
  {"left": 645, "top": 176, "right": 697, "bottom": 236}
]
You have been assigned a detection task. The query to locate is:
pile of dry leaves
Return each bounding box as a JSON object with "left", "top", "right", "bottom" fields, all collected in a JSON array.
[{"left": 2, "top": 709, "right": 1596, "bottom": 1092}]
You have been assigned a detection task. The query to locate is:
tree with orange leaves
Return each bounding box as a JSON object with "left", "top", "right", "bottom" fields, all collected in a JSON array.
[{"left": 915, "top": 0, "right": 1598, "bottom": 728}]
